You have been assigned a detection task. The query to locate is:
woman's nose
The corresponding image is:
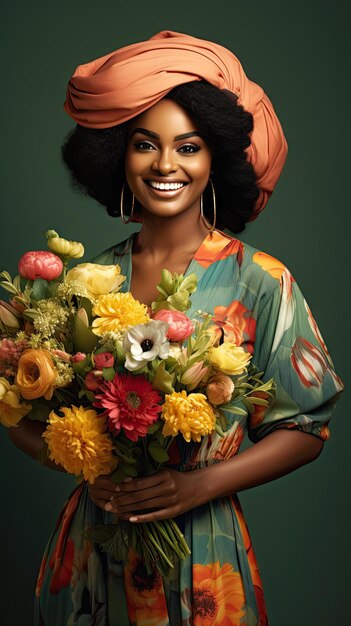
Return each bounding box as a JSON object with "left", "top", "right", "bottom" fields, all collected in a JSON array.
[{"left": 151, "top": 148, "right": 177, "bottom": 174}]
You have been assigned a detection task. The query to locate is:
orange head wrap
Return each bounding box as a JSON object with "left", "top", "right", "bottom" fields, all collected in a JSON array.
[{"left": 64, "top": 30, "right": 287, "bottom": 218}]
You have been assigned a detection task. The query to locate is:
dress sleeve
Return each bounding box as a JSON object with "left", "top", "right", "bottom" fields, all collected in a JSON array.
[{"left": 247, "top": 269, "right": 344, "bottom": 443}]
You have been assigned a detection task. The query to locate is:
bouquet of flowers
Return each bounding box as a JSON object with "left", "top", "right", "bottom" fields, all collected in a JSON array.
[{"left": 0, "top": 230, "right": 275, "bottom": 576}]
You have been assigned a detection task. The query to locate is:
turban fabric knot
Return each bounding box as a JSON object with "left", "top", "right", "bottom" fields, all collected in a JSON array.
[{"left": 65, "top": 30, "right": 288, "bottom": 219}]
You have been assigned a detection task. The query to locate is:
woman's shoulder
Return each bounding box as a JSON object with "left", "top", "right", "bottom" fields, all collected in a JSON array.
[{"left": 211, "top": 229, "right": 293, "bottom": 300}]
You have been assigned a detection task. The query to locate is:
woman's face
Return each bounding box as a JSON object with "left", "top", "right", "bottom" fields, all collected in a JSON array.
[{"left": 125, "top": 98, "right": 212, "bottom": 219}]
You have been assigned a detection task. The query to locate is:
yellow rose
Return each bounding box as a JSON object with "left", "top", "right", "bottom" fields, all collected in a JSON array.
[
  {"left": 0, "top": 377, "right": 32, "bottom": 427},
  {"left": 208, "top": 342, "right": 251, "bottom": 376},
  {"left": 16, "top": 349, "right": 56, "bottom": 400},
  {"left": 65, "top": 263, "right": 125, "bottom": 300}
]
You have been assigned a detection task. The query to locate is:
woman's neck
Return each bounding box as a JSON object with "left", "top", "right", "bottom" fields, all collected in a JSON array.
[{"left": 133, "top": 209, "right": 212, "bottom": 263}]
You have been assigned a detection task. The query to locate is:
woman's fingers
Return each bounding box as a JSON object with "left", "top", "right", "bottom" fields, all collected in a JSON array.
[{"left": 89, "top": 488, "right": 116, "bottom": 502}]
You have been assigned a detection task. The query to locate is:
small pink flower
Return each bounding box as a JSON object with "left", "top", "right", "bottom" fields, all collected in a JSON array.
[
  {"left": 153, "top": 309, "right": 194, "bottom": 342},
  {"left": 72, "top": 352, "right": 86, "bottom": 363},
  {"left": 18, "top": 251, "right": 63, "bottom": 281},
  {"left": 84, "top": 370, "right": 102, "bottom": 391},
  {"left": 52, "top": 349, "right": 71, "bottom": 363},
  {"left": 94, "top": 352, "right": 114, "bottom": 370}
]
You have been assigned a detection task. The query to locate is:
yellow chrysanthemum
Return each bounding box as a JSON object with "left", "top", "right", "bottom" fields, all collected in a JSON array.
[
  {"left": 161, "top": 390, "right": 216, "bottom": 442},
  {"left": 43, "top": 405, "right": 117, "bottom": 483},
  {"left": 92, "top": 293, "right": 150, "bottom": 336}
]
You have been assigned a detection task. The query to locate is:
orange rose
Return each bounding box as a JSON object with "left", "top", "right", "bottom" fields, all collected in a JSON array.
[{"left": 16, "top": 349, "right": 56, "bottom": 400}]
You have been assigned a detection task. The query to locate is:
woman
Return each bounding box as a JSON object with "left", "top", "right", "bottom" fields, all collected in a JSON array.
[{"left": 9, "top": 31, "right": 343, "bottom": 625}]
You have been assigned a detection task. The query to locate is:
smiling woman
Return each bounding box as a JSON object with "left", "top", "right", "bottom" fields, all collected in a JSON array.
[
  {"left": 125, "top": 102, "right": 212, "bottom": 215},
  {"left": 7, "top": 29, "right": 343, "bottom": 626}
]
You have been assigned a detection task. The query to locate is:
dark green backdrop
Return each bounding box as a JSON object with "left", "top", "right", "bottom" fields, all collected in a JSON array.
[{"left": 0, "top": 2, "right": 349, "bottom": 625}]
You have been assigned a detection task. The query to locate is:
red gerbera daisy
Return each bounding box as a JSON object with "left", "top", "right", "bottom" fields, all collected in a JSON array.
[{"left": 94, "top": 373, "right": 162, "bottom": 441}]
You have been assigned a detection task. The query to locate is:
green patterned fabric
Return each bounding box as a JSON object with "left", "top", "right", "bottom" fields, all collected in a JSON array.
[{"left": 34, "top": 229, "right": 343, "bottom": 625}]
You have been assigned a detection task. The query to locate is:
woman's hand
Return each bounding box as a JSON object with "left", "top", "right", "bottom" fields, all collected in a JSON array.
[
  {"left": 105, "top": 468, "right": 203, "bottom": 523},
  {"left": 88, "top": 474, "right": 119, "bottom": 511}
]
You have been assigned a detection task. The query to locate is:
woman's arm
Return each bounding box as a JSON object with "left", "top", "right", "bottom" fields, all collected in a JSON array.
[
  {"left": 7, "top": 417, "right": 66, "bottom": 472},
  {"left": 108, "top": 429, "right": 323, "bottom": 522}
]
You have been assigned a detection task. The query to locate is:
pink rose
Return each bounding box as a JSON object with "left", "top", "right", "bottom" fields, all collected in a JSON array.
[
  {"left": 52, "top": 349, "right": 71, "bottom": 363},
  {"left": 18, "top": 251, "right": 63, "bottom": 281},
  {"left": 94, "top": 352, "right": 114, "bottom": 370},
  {"left": 84, "top": 370, "right": 102, "bottom": 391},
  {"left": 153, "top": 309, "right": 194, "bottom": 342},
  {"left": 72, "top": 352, "right": 86, "bottom": 363}
]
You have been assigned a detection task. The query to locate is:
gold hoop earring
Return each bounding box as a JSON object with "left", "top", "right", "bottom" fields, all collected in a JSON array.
[
  {"left": 120, "top": 181, "right": 135, "bottom": 224},
  {"left": 200, "top": 178, "right": 217, "bottom": 232}
]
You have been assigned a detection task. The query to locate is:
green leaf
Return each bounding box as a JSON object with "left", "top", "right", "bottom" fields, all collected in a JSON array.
[
  {"left": 221, "top": 404, "right": 248, "bottom": 416},
  {"left": 72, "top": 314, "right": 99, "bottom": 353},
  {"left": 72, "top": 357, "right": 90, "bottom": 373},
  {"left": 80, "top": 297, "right": 93, "bottom": 321},
  {"left": 242, "top": 398, "right": 255, "bottom": 413},
  {"left": 215, "top": 422, "right": 225, "bottom": 438},
  {"left": 78, "top": 389, "right": 95, "bottom": 402},
  {"left": 152, "top": 360, "right": 174, "bottom": 394},
  {"left": 0, "top": 271, "right": 12, "bottom": 282},
  {"left": 248, "top": 396, "right": 270, "bottom": 406},
  {"left": 114, "top": 448, "right": 138, "bottom": 464},
  {"left": 147, "top": 421, "right": 163, "bottom": 435},
  {"left": 110, "top": 467, "right": 127, "bottom": 484},
  {"left": 0, "top": 281, "right": 18, "bottom": 295},
  {"left": 27, "top": 400, "right": 54, "bottom": 422},
  {"left": 84, "top": 523, "right": 129, "bottom": 562},
  {"left": 31, "top": 278, "right": 49, "bottom": 301},
  {"left": 121, "top": 462, "right": 138, "bottom": 477},
  {"left": 102, "top": 367, "right": 116, "bottom": 381},
  {"left": 148, "top": 440, "right": 170, "bottom": 463}
]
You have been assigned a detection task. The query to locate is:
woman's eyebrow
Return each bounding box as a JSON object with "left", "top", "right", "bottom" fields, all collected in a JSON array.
[{"left": 130, "top": 127, "right": 202, "bottom": 141}]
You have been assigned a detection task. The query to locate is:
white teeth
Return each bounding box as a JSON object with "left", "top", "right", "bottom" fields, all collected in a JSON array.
[{"left": 149, "top": 181, "right": 185, "bottom": 191}]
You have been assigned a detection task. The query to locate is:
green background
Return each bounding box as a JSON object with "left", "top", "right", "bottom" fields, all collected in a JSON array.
[{"left": 0, "top": 1, "right": 349, "bottom": 624}]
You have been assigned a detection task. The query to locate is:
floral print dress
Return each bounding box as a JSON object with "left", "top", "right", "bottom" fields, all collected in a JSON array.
[{"left": 34, "top": 229, "right": 343, "bottom": 626}]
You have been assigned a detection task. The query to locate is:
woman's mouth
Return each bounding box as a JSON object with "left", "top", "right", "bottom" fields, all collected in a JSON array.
[{"left": 144, "top": 179, "right": 189, "bottom": 197}]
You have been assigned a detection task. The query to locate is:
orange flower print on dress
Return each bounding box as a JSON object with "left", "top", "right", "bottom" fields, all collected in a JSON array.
[
  {"left": 252, "top": 251, "right": 287, "bottom": 280},
  {"left": 124, "top": 551, "right": 168, "bottom": 626},
  {"left": 304, "top": 300, "right": 330, "bottom": 359},
  {"left": 194, "top": 231, "right": 244, "bottom": 269},
  {"left": 291, "top": 336, "right": 330, "bottom": 388},
  {"left": 49, "top": 538, "right": 75, "bottom": 594},
  {"left": 213, "top": 300, "right": 256, "bottom": 354},
  {"left": 231, "top": 495, "right": 269, "bottom": 626},
  {"left": 319, "top": 423, "right": 331, "bottom": 441},
  {"left": 192, "top": 561, "right": 246, "bottom": 625},
  {"left": 248, "top": 391, "right": 272, "bottom": 429},
  {"left": 211, "top": 424, "right": 244, "bottom": 461}
]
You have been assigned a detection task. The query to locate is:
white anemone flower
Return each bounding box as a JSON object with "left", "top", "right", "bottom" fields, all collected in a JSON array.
[{"left": 123, "top": 320, "right": 170, "bottom": 371}]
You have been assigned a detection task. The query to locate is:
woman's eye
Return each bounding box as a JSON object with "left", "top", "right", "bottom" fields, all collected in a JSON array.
[
  {"left": 134, "top": 141, "right": 155, "bottom": 151},
  {"left": 178, "top": 144, "right": 201, "bottom": 154}
]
